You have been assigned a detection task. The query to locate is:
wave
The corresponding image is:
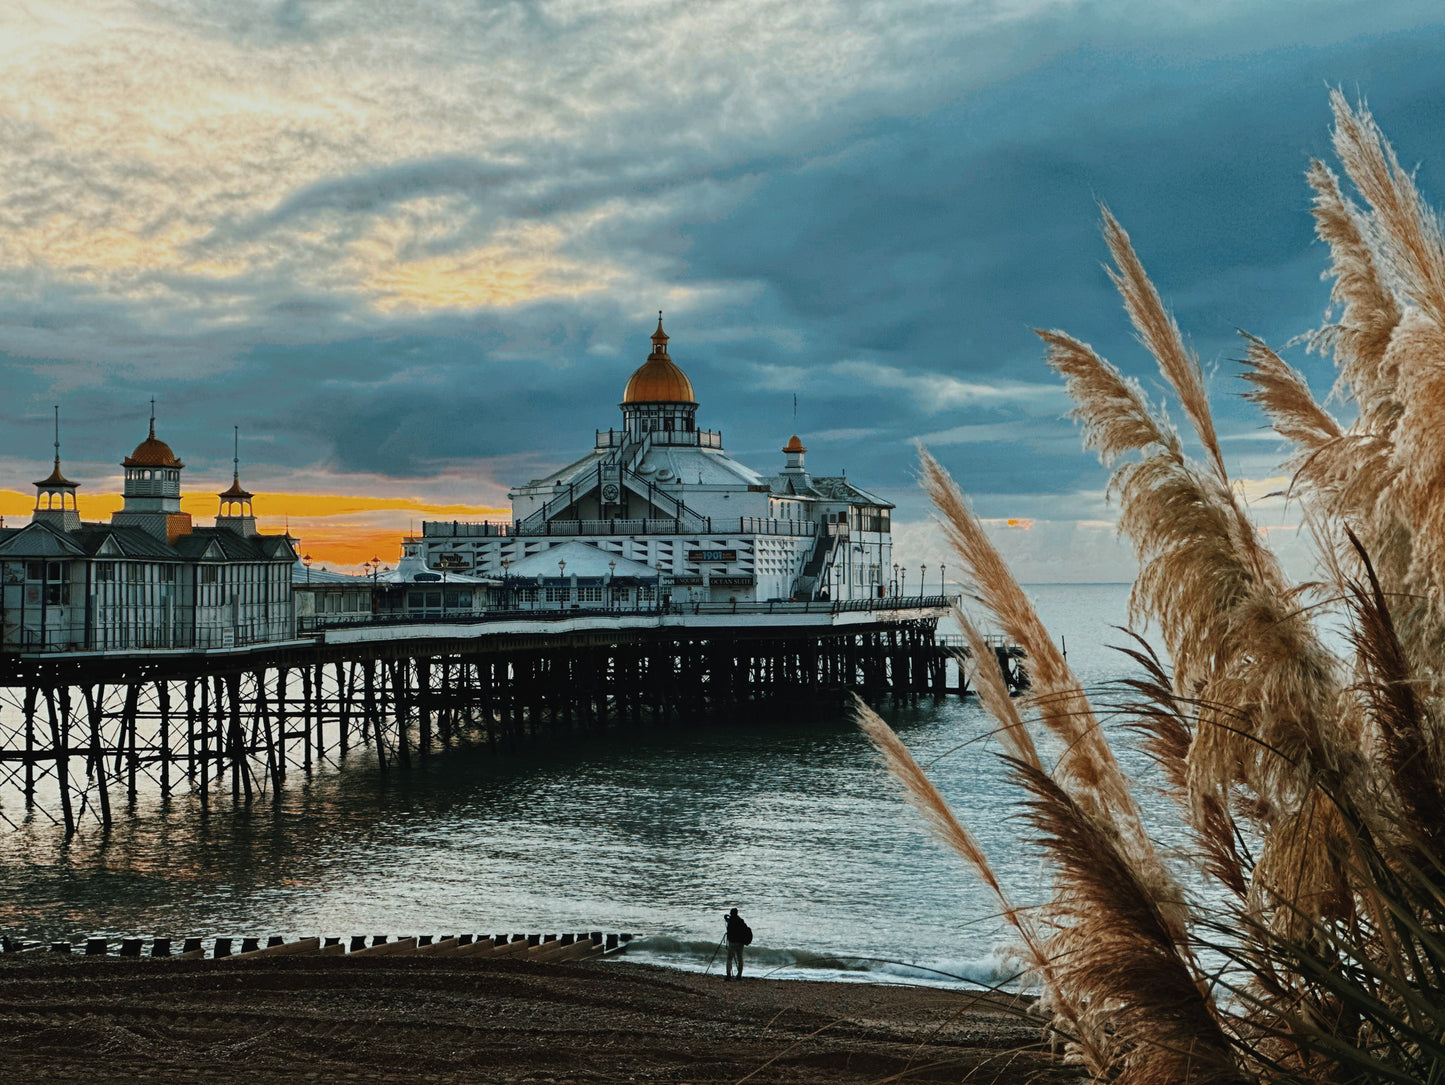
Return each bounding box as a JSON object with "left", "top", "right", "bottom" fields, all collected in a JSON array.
[{"left": 612, "top": 935, "right": 1029, "bottom": 990}]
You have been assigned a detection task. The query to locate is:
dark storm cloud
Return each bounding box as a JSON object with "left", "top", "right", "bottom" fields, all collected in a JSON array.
[
  {"left": 657, "top": 21, "right": 1445, "bottom": 506},
  {"left": 5, "top": 0, "right": 1445, "bottom": 525}
]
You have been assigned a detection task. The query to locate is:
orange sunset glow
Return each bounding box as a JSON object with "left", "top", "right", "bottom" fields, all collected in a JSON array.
[{"left": 0, "top": 488, "right": 507, "bottom": 570}]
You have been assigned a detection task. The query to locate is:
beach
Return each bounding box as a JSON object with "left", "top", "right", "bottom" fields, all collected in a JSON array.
[{"left": 0, "top": 954, "right": 1076, "bottom": 1083}]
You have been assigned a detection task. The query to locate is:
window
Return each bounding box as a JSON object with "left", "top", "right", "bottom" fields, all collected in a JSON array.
[
  {"left": 158, "top": 565, "right": 175, "bottom": 582},
  {"left": 201, "top": 567, "right": 219, "bottom": 584},
  {"left": 96, "top": 563, "right": 115, "bottom": 581}
]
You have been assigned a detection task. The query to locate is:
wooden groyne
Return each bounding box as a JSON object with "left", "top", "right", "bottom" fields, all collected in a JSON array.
[
  {"left": 1, "top": 931, "right": 634, "bottom": 963},
  {"left": 0, "top": 615, "right": 1025, "bottom": 835}
]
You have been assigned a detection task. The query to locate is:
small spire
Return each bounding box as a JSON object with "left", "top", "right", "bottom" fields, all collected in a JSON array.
[
  {"left": 34, "top": 405, "right": 78, "bottom": 491},
  {"left": 149, "top": 397, "right": 156, "bottom": 438},
  {"left": 218, "top": 425, "right": 253, "bottom": 502},
  {"left": 651, "top": 311, "right": 669, "bottom": 353}
]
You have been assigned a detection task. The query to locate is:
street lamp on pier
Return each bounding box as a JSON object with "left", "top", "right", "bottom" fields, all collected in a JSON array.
[
  {"left": 892, "top": 562, "right": 899, "bottom": 596},
  {"left": 940, "top": 563, "right": 946, "bottom": 596},
  {"left": 558, "top": 558, "right": 566, "bottom": 607},
  {"left": 920, "top": 563, "right": 927, "bottom": 600},
  {"left": 303, "top": 553, "right": 312, "bottom": 585},
  {"left": 501, "top": 557, "right": 511, "bottom": 610},
  {"left": 608, "top": 559, "right": 617, "bottom": 610},
  {"left": 901, "top": 566, "right": 908, "bottom": 597}
]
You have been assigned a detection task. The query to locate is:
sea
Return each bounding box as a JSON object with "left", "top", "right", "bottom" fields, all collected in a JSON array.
[{"left": 0, "top": 583, "right": 1166, "bottom": 989}]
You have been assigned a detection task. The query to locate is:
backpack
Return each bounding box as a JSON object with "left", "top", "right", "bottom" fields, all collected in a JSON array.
[{"left": 740, "top": 921, "right": 753, "bottom": 946}]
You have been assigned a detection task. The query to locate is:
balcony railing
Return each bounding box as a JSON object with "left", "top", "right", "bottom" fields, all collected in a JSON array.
[
  {"left": 300, "top": 595, "right": 958, "bottom": 633},
  {"left": 595, "top": 428, "right": 723, "bottom": 449},
  {"left": 11, "top": 618, "right": 298, "bottom": 655},
  {"left": 422, "top": 517, "right": 821, "bottom": 539}
]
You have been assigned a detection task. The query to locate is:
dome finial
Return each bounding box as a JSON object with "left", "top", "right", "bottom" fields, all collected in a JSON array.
[{"left": 651, "top": 311, "right": 668, "bottom": 352}]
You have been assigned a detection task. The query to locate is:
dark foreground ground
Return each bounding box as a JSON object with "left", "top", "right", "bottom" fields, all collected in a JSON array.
[{"left": 0, "top": 954, "right": 1079, "bottom": 1083}]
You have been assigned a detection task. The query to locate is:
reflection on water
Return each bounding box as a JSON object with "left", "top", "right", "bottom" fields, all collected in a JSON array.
[{"left": 0, "top": 585, "right": 1153, "bottom": 982}]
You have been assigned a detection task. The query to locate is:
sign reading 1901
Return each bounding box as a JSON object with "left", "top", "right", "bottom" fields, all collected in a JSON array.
[{"left": 687, "top": 549, "right": 737, "bottom": 563}]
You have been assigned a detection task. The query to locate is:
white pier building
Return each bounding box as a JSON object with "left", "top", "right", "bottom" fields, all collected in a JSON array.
[{"left": 420, "top": 318, "right": 893, "bottom": 609}]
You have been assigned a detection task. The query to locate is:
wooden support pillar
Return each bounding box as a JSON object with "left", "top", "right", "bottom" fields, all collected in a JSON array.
[
  {"left": 225, "top": 672, "right": 251, "bottom": 803},
  {"left": 416, "top": 657, "right": 432, "bottom": 756},
  {"left": 157, "top": 681, "right": 172, "bottom": 799},
  {"left": 337, "top": 661, "right": 353, "bottom": 757},
  {"left": 82, "top": 684, "right": 113, "bottom": 828},
  {"left": 390, "top": 659, "right": 412, "bottom": 770},
  {"left": 21, "top": 685, "right": 38, "bottom": 809},
  {"left": 275, "top": 668, "right": 289, "bottom": 783},
  {"left": 301, "top": 665, "right": 313, "bottom": 773},
  {"left": 43, "top": 686, "right": 74, "bottom": 837},
  {"left": 314, "top": 662, "right": 327, "bottom": 764},
  {"left": 184, "top": 678, "right": 198, "bottom": 786}
]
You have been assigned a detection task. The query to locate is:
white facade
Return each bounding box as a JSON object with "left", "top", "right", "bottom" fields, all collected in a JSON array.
[{"left": 420, "top": 320, "right": 892, "bottom": 607}]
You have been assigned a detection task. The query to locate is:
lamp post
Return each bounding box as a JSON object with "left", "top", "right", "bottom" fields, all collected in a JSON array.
[
  {"left": 608, "top": 559, "right": 616, "bottom": 611},
  {"left": 892, "top": 562, "right": 899, "bottom": 596},
  {"left": 558, "top": 558, "right": 566, "bottom": 608},
  {"left": 940, "top": 563, "right": 946, "bottom": 596},
  {"left": 501, "top": 558, "right": 511, "bottom": 610},
  {"left": 303, "top": 553, "right": 312, "bottom": 586},
  {"left": 920, "top": 563, "right": 927, "bottom": 600},
  {"left": 901, "top": 566, "right": 908, "bottom": 597}
]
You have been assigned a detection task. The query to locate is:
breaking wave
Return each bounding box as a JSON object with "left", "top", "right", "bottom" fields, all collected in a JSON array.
[{"left": 612, "top": 935, "right": 1029, "bottom": 990}]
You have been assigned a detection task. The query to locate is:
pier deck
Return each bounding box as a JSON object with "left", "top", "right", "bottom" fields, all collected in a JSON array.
[{"left": 0, "top": 597, "right": 1024, "bottom": 835}]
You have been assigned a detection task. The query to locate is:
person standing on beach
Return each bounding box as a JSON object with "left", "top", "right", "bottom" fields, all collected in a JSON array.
[{"left": 723, "top": 907, "right": 751, "bottom": 980}]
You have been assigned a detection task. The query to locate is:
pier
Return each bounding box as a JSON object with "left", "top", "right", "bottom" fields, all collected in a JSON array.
[{"left": 0, "top": 598, "right": 1024, "bottom": 836}]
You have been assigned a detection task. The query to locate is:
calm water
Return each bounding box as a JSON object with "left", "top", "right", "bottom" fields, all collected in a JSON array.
[{"left": 0, "top": 584, "right": 1160, "bottom": 986}]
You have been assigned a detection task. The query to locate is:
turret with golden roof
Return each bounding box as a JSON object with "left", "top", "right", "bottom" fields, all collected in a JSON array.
[
  {"left": 623, "top": 315, "right": 696, "bottom": 406},
  {"left": 619, "top": 314, "right": 700, "bottom": 442},
  {"left": 112, "top": 400, "right": 193, "bottom": 543}
]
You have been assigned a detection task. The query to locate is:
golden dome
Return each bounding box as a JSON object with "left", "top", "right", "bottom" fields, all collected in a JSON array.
[
  {"left": 622, "top": 315, "right": 696, "bottom": 405},
  {"left": 783, "top": 435, "right": 807, "bottom": 454},
  {"left": 123, "top": 419, "right": 184, "bottom": 468}
]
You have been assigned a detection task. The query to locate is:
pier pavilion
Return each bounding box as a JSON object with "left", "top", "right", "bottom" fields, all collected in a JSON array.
[
  {"left": 0, "top": 414, "right": 297, "bottom": 653},
  {"left": 420, "top": 318, "right": 894, "bottom": 607}
]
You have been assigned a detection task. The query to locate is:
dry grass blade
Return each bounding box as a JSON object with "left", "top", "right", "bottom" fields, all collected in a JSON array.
[
  {"left": 1342, "top": 530, "right": 1445, "bottom": 858},
  {"left": 1036, "top": 328, "right": 1180, "bottom": 463},
  {"left": 1102, "top": 207, "right": 1228, "bottom": 483},
  {"left": 953, "top": 606, "right": 1040, "bottom": 771},
  {"left": 855, "top": 696, "right": 1011, "bottom": 903},
  {"left": 919, "top": 446, "right": 1134, "bottom": 815},
  {"left": 1238, "top": 334, "right": 1342, "bottom": 453},
  {"left": 853, "top": 697, "right": 1104, "bottom": 1071},
  {"left": 1330, "top": 89, "right": 1445, "bottom": 330},
  {"left": 1009, "top": 758, "right": 1249, "bottom": 1085},
  {"left": 1306, "top": 158, "right": 1401, "bottom": 406}
]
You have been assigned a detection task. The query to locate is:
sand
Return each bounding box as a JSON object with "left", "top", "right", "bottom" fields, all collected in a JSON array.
[{"left": 0, "top": 953, "right": 1079, "bottom": 1083}]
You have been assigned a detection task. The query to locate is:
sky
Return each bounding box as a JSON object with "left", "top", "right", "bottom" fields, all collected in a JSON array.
[{"left": 1, "top": 0, "right": 1442, "bottom": 580}]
